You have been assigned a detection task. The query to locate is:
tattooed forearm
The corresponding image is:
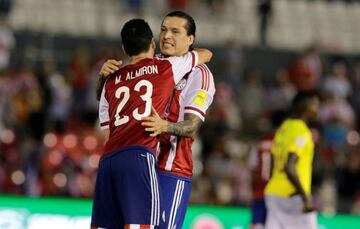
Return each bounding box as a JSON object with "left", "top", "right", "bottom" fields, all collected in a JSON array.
[
  {"left": 96, "top": 76, "right": 107, "bottom": 101},
  {"left": 167, "top": 114, "right": 202, "bottom": 137}
]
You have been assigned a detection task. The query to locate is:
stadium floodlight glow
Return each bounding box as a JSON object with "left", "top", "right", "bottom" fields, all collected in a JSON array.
[
  {"left": 11, "top": 170, "right": 25, "bottom": 185},
  {"left": 53, "top": 173, "right": 67, "bottom": 188},
  {"left": 347, "top": 130, "right": 360, "bottom": 146},
  {"left": 88, "top": 154, "right": 100, "bottom": 169},
  {"left": 83, "top": 135, "right": 98, "bottom": 151},
  {"left": 0, "top": 129, "right": 15, "bottom": 144},
  {"left": 63, "top": 134, "right": 77, "bottom": 149},
  {"left": 48, "top": 150, "right": 63, "bottom": 166},
  {"left": 43, "top": 133, "right": 58, "bottom": 148}
]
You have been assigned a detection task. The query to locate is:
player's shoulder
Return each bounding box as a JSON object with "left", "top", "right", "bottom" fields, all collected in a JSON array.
[
  {"left": 187, "top": 64, "right": 214, "bottom": 90},
  {"left": 192, "top": 64, "right": 213, "bottom": 76},
  {"left": 104, "top": 69, "right": 121, "bottom": 83},
  {"left": 291, "top": 119, "right": 308, "bottom": 131},
  {"left": 153, "top": 56, "right": 172, "bottom": 66},
  {"left": 280, "top": 119, "right": 310, "bottom": 138},
  {"left": 281, "top": 118, "right": 303, "bottom": 128}
]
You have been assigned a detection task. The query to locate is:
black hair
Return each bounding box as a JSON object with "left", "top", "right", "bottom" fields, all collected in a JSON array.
[
  {"left": 291, "top": 91, "right": 319, "bottom": 116},
  {"left": 121, "top": 19, "right": 153, "bottom": 56},
  {"left": 271, "top": 110, "right": 288, "bottom": 127},
  {"left": 165, "top": 11, "right": 196, "bottom": 49}
]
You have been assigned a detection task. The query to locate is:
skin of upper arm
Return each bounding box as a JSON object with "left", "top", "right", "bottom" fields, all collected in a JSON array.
[
  {"left": 285, "top": 152, "right": 299, "bottom": 174},
  {"left": 103, "top": 129, "right": 110, "bottom": 142},
  {"left": 269, "top": 154, "right": 274, "bottom": 178}
]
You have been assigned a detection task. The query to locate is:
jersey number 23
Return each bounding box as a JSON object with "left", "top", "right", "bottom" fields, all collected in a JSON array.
[{"left": 114, "top": 80, "right": 153, "bottom": 126}]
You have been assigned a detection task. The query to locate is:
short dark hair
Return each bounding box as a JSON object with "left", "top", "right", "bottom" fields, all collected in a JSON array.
[
  {"left": 291, "top": 91, "right": 319, "bottom": 115},
  {"left": 121, "top": 19, "right": 153, "bottom": 56},
  {"left": 165, "top": 11, "right": 196, "bottom": 49},
  {"left": 165, "top": 11, "right": 196, "bottom": 37}
]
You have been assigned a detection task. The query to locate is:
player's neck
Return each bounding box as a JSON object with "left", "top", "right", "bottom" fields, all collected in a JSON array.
[
  {"left": 129, "top": 52, "right": 153, "bottom": 64},
  {"left": 291, "top": 114, "right": 309, "bottom": 124}
]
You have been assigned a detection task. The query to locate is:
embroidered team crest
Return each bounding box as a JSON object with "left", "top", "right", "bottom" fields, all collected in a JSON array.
[{"left": 175, "top": 78, "right": 187, "bottom": 90}]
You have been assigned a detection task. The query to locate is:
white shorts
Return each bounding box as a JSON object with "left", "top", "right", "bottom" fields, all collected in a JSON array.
[{"left": 265, "top": 195, "right": 317, "bottom": 229}]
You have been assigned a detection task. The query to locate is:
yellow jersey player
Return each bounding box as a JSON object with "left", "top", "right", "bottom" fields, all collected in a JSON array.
[{"left": 264, "top": 91, "right": 320, "bottom": 229}]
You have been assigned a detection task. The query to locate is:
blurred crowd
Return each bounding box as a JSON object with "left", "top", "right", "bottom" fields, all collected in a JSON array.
[
  {"left": 192, "top": 45, "right": 360, "bottom": 216},
  {"left": 0, "top": 0, "right": 360, "bottom": 218}
]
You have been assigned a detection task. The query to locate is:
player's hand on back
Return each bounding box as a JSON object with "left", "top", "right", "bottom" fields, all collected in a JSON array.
[
  {"left": 99, "top": 59, "right": 122, "bottom": 77},
  {"left": 96, "top": 59, "right": 122, "bottom": 101},
  {"left": 141, "top": 107, "right": 168, "bottom": 137}
]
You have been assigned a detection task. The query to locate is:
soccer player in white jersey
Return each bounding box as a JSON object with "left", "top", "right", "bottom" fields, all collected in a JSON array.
[
  {"left": 97, "top": 11, "right": 215, "bottom": 229},
  {"left": 92, "top": 18, "right": 212, "bottom": 229}
]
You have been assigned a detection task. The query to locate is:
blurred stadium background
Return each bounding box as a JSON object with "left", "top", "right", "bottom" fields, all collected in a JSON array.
[{"left": 0, "top": 0, "right": 360, "bottom": 228}]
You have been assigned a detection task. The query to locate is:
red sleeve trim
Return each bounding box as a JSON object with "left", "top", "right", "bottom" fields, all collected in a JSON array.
[
  {"left": 184, "top": 106, "right": 205, "bottom": 117},
  {"left": 191, "top": 51, "right": 195, "bottom": 69},
  {"left": 197, "top": 65, "right": 210, "bottom": 91},
  {"left": 100, "top": 121, "right": 110, "bottom": 127}
]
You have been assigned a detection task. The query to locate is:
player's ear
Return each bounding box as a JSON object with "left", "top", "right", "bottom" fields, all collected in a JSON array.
[
  {"left": 151, "top": 38, "right": 156, "bottom": 50},
  {"left": 121, "top": 45, "right": 127, "bottom": 56},
  {"left": 188, "top": 35, "right": 194, "bottom": 47}
]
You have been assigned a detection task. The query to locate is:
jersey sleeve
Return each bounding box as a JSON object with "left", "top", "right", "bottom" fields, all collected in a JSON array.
[
  {"left": 99, "top": 86, "right": 110, "bottom": 130},
  {"left": 183, "top": 65, "right": 215, "bottom": 121},
  {"left": 167, "top": 50, "right": 198, "bottom": 84}
]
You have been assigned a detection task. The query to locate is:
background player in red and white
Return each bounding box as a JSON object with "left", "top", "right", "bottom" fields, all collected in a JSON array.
[
  {"left": 249, "top": 133, "right": 273, "bottom": 229},
  {"left": 91, "top": 18, "right": 212, "bottom": 229},
  {"left": 97, "top": 11, "right": 216, "bottom": 229},
  {"left": 248, "top": 111, "right": 285, "bottom": 229}
]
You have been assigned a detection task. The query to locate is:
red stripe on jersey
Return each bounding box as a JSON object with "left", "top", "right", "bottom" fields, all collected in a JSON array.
[
  {"left": 198, "top": 65, "right": 206, "bottom": 90},
  {"left": 100, "top": 121, "right": 109, "bottom": 127},
  {"left": 204, "top": 65, "right": 210, "bottom": 90},
  {"left": 199, "top": 65, "right": 206, "bottom": 90},
  {"left": 203, "top": 65, "right": 209, "bottom": 91},
  {"left": 184, "top": 106, "right": 205, "bottom": 117},
  {"left": 198, "top": 65, "right": 210, "bottom": 91},
  {"left": 191, "top": 51, "right": 195, "bottom": 69},
  {"left": 90, "top": 227, "right": 97, "bottom": 229},
  {"left": 200, "top": 67, "right": 205, "bottom": 89}
]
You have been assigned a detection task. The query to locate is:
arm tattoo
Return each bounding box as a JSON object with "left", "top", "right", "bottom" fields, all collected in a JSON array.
[
  {"left": 95, "top": 76, "right": 107, "bottom": 101},
  {"left": 167, "top": 113, "right": 202, "bottom": 137}
]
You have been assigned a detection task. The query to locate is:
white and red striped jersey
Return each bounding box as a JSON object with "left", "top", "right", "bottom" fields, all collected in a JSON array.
[
  {"left": 158, "top": 64, "right": 215, "bottom": 178},
  {"left": 99, "top": 51, "right": 198, "bottom": 157}
]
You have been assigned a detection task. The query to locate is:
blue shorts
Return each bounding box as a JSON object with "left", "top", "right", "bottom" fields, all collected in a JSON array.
[
  {"left": 158, "top": 172, "right": 192, "bottom": 229},
  {"left": 91, "top": 146, "right": 161, "bottom": 229},
  {"left": 251, "top": 199, "right": 267, "bottom": 225}
]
